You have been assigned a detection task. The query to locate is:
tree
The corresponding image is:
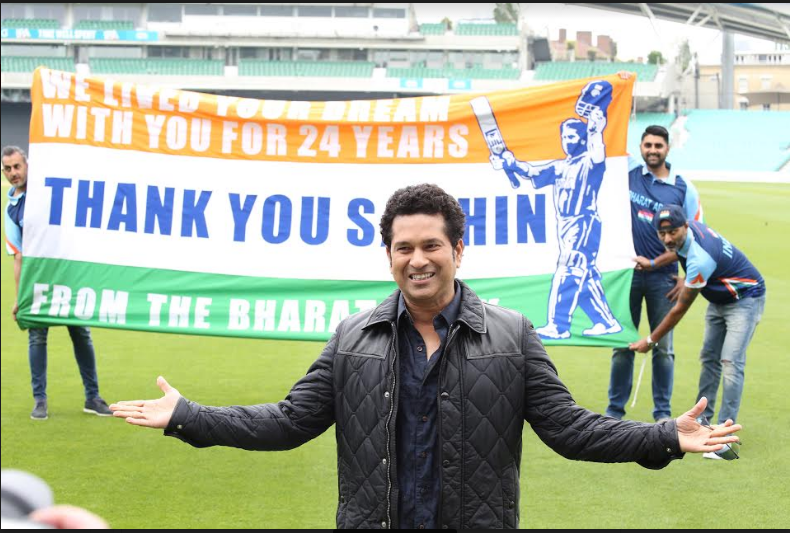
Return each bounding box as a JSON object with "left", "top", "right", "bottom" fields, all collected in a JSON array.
[
  {"left": 676, "top": 39, "right": 692, "bottom": 72},
  {"left": 493, "top": 3, "right": 519, "bottom": 24},
  {"left": 587, "top": 49, "right": 598, "bottom": 62},
  {"left": 566, "top": 40, "right": 576, "bottom": 61},
  {"left": 647, "top": 50, "right": 665, "bottom": 65}
]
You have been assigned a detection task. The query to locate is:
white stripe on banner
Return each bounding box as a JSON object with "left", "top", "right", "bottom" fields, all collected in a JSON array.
[{"left": 24, "top": 144, "right": 634, "bottom": 281}]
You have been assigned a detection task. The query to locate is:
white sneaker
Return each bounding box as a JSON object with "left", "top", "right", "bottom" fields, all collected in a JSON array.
[
  {"left": 583, "top": 322, "right": 623, "bottom": 336},
  {"left": 536, "top": 324, "right": 571, "bottom": 340},
  {"left": 702, "top": 452, "right": 724, "bottom": 460}
]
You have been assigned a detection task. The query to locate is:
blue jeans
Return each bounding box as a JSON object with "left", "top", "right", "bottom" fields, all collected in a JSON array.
[
  {"left": 697, "top": 295, "right": 765, "bottom": 424},
  {"left": 607, "top": 270, "right": 676, "bottom": 421},
  {"left": 29, "top": 326, "right": 100, "bottom": 401}
]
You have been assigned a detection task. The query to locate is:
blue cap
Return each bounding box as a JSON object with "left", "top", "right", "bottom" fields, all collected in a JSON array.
[{"left": 653, "top": 204, "right": 687, "bottom": 230}]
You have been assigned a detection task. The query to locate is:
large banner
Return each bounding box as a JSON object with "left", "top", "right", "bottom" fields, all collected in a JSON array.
[{"left": 18, "top": 68, "right": 637, "bottom": 345}]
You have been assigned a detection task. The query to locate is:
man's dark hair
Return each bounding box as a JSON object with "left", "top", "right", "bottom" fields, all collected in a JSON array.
[
  {"left": 379, "top": 183, "right": 466, "bottom": 248},
  {"left": 641, "top": 125, "right": 669, "bottom": 143}
]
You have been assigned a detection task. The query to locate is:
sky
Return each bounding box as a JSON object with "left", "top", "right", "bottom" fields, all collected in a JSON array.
[{"left": 413, "top": 3, "right": 786, "bottom": 65}]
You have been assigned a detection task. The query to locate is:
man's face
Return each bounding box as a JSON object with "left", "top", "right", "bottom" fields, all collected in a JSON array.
[
  {"left": 657, "top": 222, "right": 688, "bottom": 252},
  {"left": 386, "top": 213, "right": 463, "bottom": 309},
  {"left": 561, "top": 124, "right": 583, "bottom": 156},
  {"left": 2, "top": 152, "right": 28, "bottom": 190},
  {"left": 640, "top": 134, "right": 669, "bottom": 170}
]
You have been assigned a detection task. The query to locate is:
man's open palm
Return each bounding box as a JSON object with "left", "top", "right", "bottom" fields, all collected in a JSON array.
[
  {"left": 110, "top": 376, "right": 181, "bottom": 429},
  {"left": 677, "top": 397, "right": 741, "bottom": 453}
]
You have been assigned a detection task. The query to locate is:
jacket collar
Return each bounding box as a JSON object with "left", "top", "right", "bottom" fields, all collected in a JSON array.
[{"left": 364, "top": 280, "right": 486, "bottom": 334}]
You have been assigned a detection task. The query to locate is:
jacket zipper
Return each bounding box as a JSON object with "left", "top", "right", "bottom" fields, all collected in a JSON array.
[
  {"left": 384, "top": 322, "right": 398, "bottom": 529},
  {"left": 438, "top": 325, "right": 461, "bottom": 529},
  {"left": 453, "top": 326, "right": 466, "bottom": 530}
]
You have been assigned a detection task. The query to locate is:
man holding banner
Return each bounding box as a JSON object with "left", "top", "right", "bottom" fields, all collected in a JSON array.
[
  {"left": 112, "top": 184, "right": 741, "bottom": 530},
  {"left": 631, "top": 205, "right": 765, "bottom": 436},
  {"left": 3, "top": 145, "right": 112, "bottom": 420},
  {"left": 606, "top": 125, "right": 704, "bottom": 423}
]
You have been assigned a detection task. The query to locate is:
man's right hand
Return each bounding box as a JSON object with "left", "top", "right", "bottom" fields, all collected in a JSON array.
[
  {"left": 633, "top": 256, "right": 652, "bottom": 271},
  {"left": 110, "top": 376, "right": 181, "bottom": 429}
]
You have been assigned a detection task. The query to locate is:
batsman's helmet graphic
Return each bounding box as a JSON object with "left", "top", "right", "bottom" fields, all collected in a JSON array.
[{"left": 575, "top": 79, "right": 613, "bottom": 118}]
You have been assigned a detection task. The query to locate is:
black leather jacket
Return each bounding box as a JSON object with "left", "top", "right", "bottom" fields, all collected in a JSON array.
[{"left": 166, "top": 281, "right": 682, "bottom": 529}]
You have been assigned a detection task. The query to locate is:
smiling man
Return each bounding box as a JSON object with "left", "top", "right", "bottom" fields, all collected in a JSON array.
[
  {"left": 112, "top": 184, "right": 741, "bottom": 529},
  {"left": 606, "top": 125, "right": 704, "bottom": 424}
]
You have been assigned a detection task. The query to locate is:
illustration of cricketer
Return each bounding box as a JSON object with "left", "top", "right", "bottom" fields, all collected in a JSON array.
[{"left": 471, "top": 80, "right": 622, "bottom": 340}]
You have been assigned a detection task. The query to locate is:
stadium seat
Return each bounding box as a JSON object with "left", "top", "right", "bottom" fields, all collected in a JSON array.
[
  {"left": 534, "top": 61, "right": 657, "bottom": 82},
  {"left": 74, "top": 20, "right": 135, "bottom": 31},
  {"left": 419, "top": 23, "right": 446, "bottom": 35},
  {"left": 1, "top": 56, "right": 75, "bottom": 72},
  {"left": 1, "top": 18, "right": 60, "bottom": 29},
  {"left": 455, "top": 23, "right": 517, "bottom": 36}
]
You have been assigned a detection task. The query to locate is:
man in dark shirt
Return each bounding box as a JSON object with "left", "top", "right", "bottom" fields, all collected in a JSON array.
[{"left": 395, "top": 280, "right": 460, "bottom": 528}]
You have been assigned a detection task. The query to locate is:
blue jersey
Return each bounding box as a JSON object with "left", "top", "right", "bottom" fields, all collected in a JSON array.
[
  {"left": 628, "top": 158, "right": 702, "bottom": 273},
  {"left": 4, "top": 187, "right": 25, "bottom": 255},
  {"left": 533, "top": 152, "right": 604, "bottom": 219},
  {"left": 678, "top": 221, "right": 765, "bottom": 305}
]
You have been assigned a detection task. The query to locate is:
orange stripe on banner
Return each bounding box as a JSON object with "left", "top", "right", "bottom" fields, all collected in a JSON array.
[{"left": 29, "top": 68, "right": 633, "bottom": 164}]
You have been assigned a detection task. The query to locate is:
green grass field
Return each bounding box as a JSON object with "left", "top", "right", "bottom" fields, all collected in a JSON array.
[{"left": 2, "top": 181, "right": 789, "bottom": 528}]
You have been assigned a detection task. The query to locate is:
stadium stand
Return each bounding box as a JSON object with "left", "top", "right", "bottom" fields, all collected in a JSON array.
[
  {"left": 535, "top": 61, "right": 658, "bottom": 82},
  {"left": 1, "top": 56, "right": 75, "bottom": 72},
  {"left": 239, "top": 61, "right": 375, "bottom": 78},
  {"left": 90, "top": 58, "right": 223, "bottom": 76},
  {"left": 1, "top": 18, "right": 60, "bottom": 29},
  {"left": 1, "top": 3, "right": 786, "bottom": 181},
  {"left": 455, "top": 23, "right": 517, "bottom": 36},
  {"left": 419, "top": 23, "right": 446, "bottom": 36},
  {"left": 74, "top": 20, "right": 135, "bottom": 30},
  {"left": 386, "top": 66, "right": 520, "bottom": 80}
]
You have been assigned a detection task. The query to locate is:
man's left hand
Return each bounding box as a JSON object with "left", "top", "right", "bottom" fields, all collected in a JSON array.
[
  {"left": 629, "top": 338, "right": 651, "bottom": 353},
  {"left": 677, "top": 397, "right": 741, "bottom": 454},
  {"left": 666, "top": 275, "right": 684, "bottom": 302}
]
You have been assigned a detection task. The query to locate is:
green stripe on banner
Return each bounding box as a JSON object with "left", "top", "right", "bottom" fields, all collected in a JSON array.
[{"left": 17, "top": 258, "right": 636, "bottom": 346}]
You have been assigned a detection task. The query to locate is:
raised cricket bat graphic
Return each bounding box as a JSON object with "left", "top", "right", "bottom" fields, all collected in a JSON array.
[{"left": 470, "top": 96, "right": 520, "bottom": 189}]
